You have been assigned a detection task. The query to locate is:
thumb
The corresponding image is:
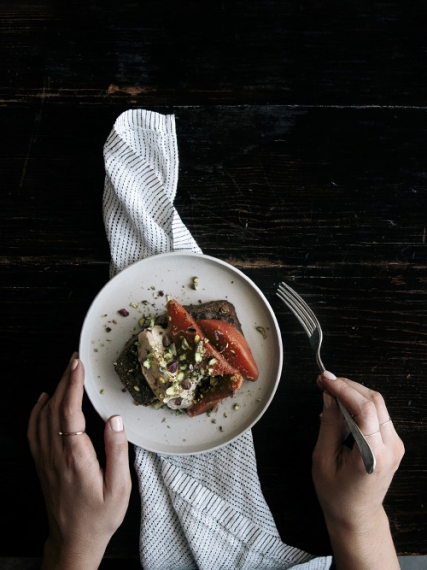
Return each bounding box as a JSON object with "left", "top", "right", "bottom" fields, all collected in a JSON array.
[
  {"left": 104, "top": 415, "right": 132, "bottom": 499},
  {"left": 315, "top": 391, "right": 347, "bottom": 454}
]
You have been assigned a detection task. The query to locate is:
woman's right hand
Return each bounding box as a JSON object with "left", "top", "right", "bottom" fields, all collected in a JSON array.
[{"left": 312, "top": 371, "right": 404, "bottom": 570}]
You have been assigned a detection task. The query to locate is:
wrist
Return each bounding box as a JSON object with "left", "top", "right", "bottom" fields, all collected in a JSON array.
[
  {"left": 41, "top": 535, "right": 109, "bottom": 570},
  {"left": 325, "top": 508, "right": 400, "bottom": 570},
  {"left": 324, "top": 505, "right": 387, "bottom": 538}
]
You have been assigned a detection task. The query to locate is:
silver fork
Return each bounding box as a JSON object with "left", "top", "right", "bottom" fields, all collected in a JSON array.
[{"left": 276, "top": 281, "right": 376, "bottom": 474}]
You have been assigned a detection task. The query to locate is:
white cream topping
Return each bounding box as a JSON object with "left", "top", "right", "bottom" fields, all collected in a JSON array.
[{"left": 137, "top": 326, "right": 197, "bottom": 409}]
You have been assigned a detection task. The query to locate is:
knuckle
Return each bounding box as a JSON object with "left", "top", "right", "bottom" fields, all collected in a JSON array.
[
  {"left": 60, "top": 400, "right": 74, "bottom": 422},
  {"left": 370, "top": 390, "right": 386, "bottom": 410},
  {"left": 337, "top": 381, "right": 354, "bottom": 401},
  {"left": 359, "top": 399, "right": 377, "bottom": 422},
  {"left": 394, "top": 438, "right": 405, "bottom": 464}
]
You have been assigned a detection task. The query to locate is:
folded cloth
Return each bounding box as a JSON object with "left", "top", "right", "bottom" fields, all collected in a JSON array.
[{"left": 103, "top": 109, "right": 333, "bottom": 570}]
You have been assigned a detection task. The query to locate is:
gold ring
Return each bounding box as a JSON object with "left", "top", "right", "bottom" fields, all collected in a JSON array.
[
  {"left": 58, "top": 430, "right": 85, "bottom": 436},
  {"left": 380, "top": 418, "right": 392, "bottom": 427},
  {"left": 363, "top": 429, "right": 381, "bottom": 438}
]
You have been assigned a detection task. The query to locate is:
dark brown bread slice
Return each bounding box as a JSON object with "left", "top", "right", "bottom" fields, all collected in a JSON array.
[
  {"left": 184, "top": 300, "right": 243, "bottom": 334},
  {"left": 114, "top": 300, "right": 242, "bottom": 406},
  {"left": 113, "top": 333, "right": 158, "bottom": 406}
]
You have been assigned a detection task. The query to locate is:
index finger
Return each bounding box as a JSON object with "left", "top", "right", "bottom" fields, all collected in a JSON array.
[
  {"left": 320, "top": 373, "right": 391, "bottom": 419},
  {"left": 319, "top": 373, "right": 382, "bottom": 444}
]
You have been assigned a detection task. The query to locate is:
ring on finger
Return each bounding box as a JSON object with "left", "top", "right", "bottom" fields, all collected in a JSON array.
[
  {"left": 363, "top": 417, "right": 392, "bottom": 437},
  {"left": 58, "top": 430, "right": 85, "bottom": 436},
  {"left": 363, "top": 429, "right": 381, "bottom": 437}
]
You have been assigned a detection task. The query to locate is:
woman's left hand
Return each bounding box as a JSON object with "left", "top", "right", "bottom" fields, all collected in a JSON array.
[{"left": 28, "top": 353, "right": 132, "bottom": 570}]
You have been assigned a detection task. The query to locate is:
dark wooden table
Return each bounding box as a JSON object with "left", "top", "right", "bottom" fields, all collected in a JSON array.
[{"left": 2, "top": 1, "right": 427, "bottom": 567}]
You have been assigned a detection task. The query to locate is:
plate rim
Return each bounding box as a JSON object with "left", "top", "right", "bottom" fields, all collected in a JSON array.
[{"left": 79, "top": 251, "right": 283, "bottom": 455}]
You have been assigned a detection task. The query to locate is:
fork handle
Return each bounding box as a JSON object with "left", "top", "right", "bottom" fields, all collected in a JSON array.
[{"left": 336, "top": 400, "right": 377, "bottom": 474}]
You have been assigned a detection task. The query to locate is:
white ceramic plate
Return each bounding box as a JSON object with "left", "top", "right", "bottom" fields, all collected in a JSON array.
[{"left": 79, "top": 252, "right": 282, "bottom": 455}]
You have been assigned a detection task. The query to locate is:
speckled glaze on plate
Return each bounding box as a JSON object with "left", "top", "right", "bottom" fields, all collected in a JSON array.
[{"left": 79, "top": 252, "right": 282, "bottom": 455}]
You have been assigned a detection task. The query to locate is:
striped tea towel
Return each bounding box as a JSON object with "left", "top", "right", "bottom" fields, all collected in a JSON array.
[{"left": 103, "top": 109, "right": 333, "bottom": 570}]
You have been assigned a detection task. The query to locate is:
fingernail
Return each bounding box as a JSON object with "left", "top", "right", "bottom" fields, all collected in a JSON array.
[
  {"left": 71, "top": 358, "right": 79, "bottom": 371},
  {"left": 323, "top": 370, "right": 337, "bottom": 380},
  {"left": 37, "top": 392, "right": 48, "bottom": 403},
  {"left": 323, "top": 391, "right": 333, "bottom": 408},
  {"left": 69, "top": 351, "right": 78, "bottom": 363},
  {"left": 110, "top": 415, "right": 124, "bottom": 432}
]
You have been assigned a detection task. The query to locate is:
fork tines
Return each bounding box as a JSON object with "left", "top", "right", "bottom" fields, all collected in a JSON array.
[{"left": 276, "top": 281, "right": 319, "bottom": 337}]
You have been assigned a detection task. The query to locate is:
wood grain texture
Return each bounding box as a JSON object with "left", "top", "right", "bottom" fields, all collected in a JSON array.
[
  {"left": 1, "top": 0, "right": 427, "bottom": 563},
  {"left": 1, "top": 1, "right": 427, "bottom": 106}
]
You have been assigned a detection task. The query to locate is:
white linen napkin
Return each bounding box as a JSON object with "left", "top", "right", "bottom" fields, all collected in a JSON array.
[{"left": 103, "top": 109, "right": 333, "bottom": 570}]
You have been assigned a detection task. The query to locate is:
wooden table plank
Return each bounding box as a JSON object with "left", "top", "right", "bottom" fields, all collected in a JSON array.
[{"left": 1, "top": 1, "right": 427, "bottom": 106}]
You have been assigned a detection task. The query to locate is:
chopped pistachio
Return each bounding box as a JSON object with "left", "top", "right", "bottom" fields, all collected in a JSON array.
[{"left": 256, "top": 326, "right": 267, "bottom": 339}]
